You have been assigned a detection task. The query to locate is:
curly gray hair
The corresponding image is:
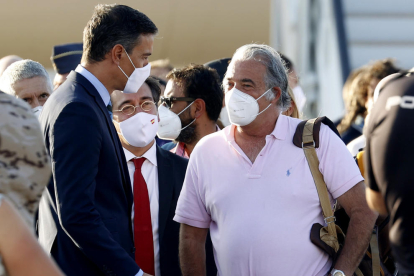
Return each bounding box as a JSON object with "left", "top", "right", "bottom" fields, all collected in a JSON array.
[
  {"left": 224, "top": 44, "right": 290, "bottom": 111},
  {"left": 0, "top": 59, "right": 52, "bottom": 96}
]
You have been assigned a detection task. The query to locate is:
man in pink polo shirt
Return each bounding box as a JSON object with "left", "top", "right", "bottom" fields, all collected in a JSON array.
[{"left": 174, "top": 44, "right": 377, "bottom": 276}]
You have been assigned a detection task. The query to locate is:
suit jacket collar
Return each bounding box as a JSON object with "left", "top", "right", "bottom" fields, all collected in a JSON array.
[
  {"left": 74, "top": 65, "right": 110, "bottom": 106},
  {"left": 66, "top": 71, "right": 134, "bottom": 209},
  {"left": 156, "top": 146, "right": 173, "bottom": 244}
]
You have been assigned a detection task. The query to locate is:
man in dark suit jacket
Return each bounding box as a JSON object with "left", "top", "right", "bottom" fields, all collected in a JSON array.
[
  {"left": 111, "top": 78, "right": 217, "bottom": 276},
  {"left": 37, "top": 4, "right": 158, "bottom": 276}
]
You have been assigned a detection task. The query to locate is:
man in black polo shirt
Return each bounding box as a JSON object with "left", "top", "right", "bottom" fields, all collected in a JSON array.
[{"left": 365, "top": 71, "right": 414, "bottom": 276}]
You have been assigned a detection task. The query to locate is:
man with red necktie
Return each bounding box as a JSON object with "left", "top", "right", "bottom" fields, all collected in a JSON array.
[{"left": 111, "top": 77, "right": 217, "bottom": 276}]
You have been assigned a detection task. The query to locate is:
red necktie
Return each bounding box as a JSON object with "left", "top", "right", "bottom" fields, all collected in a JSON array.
[{"left": 133, "top": 158, "right": 155, "bottom": 275}]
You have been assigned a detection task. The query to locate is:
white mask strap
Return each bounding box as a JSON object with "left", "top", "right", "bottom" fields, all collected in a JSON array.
[
  {"left": 118, "top": 48, "right": 137, "bottom": 79},
  {"left": 257, "top": 103, "right": 272, "bottom": 116},
  {"left": 256, "top": 88, "right": 272, "bottom": 101},
  {"left": 180, "top": 118, "right": 196, "bottom": 131},
  {"left": 124, "top": 49, "right": 137, "bottom": 69},
  {"left": 177, "top": 101, "right": 195, "bottom": 116},
  {"left": 118, "top": 65, "right": 129, "bottom": 79}
]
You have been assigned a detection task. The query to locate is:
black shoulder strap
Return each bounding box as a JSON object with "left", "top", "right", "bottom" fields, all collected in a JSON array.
[{"left": 293, "top": 116, "right": 340, "bottom": 148}]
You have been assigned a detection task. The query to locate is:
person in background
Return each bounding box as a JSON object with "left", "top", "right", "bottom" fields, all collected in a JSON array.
[
  {"left": 0, "top": 55, "right": 22, "bottom": 76},
  {"left": 204, "top": 58, "right": 231, "bottom": 128},
  {"left": 0, "top": 92, "right": 63, "bottom": 276},
  {"left": 0, "top": 59, "right": 53, "bottom": 118},
  {"left": 149, "top": 76, "right": 171, "bottom": 147},
  {"left": 158, "top": 64, "right": 223, "bottom": 158},
  {"left": 150, "top": 59, "right": 174, "bottom": 82},
  {"left": 283, "top": 86, "right": 299, "bottom": 118},
  {"left": 50, "top": 42, "right": 83, "bottom": 90},
  {"left": 337, "top": 59, "right": 400, "bottom": 145},
  {"left": 174, "top": 44, "right": 377, "bottom": 276},
  {"left": 347, "top": 59, "right": 401, "bottom": 155},
  {"left": 279, "top": 53, "right": 306, "bottom": 113},
  {"left": 365, "top": 71, "right": 414, "bottom": 276},
  {"left": 111, "top": 77, "right": 216, "bottom": 276},
  {"left": 37, "top": 4, "right": 158, "bottom": 276}
]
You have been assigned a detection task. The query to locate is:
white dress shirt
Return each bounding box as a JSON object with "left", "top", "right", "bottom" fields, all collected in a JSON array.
[
  {"left": 124, "top": 141, "right": 161, "bottom": 276},
  {"left": 75, "top": 65, "right": 143, "bottom": 276}
]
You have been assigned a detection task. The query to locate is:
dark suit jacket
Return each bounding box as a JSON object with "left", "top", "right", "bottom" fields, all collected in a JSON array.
[
  {"left": 38, "top": 71, "right": 140, "bottom": 276},
  {"left": 156, "top": 146, "right": 217, "bottom": 276}
]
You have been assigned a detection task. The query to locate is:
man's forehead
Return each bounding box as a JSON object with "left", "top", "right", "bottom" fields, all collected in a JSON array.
[
  {"left": 112, "top": 83, "right": 153, "bottom": 106},
  {"left": 164, "top": 80, "right": 184, "bottom": 97},
  {"left": 14, "top": 76, "right": 51, "bottom": 95},
  {"left": 226, "top": 59, "right": 266, "bottom": 81}
]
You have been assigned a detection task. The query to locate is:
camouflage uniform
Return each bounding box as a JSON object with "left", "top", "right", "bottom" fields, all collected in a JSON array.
[{"left": 0, "top": 92, "right": 51, "bottom": 276}]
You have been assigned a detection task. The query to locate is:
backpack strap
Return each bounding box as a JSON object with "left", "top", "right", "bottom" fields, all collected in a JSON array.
[{"left": 300, "top": 118, "right": 339, "bottom": 248}]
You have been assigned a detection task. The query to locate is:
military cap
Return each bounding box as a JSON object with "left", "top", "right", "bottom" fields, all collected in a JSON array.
[
  {"left": 204, "top": 58, "right": 231, "bottom": 85},
  {"left": 51, "top": 43, "right": 83, "bottom": 74}
]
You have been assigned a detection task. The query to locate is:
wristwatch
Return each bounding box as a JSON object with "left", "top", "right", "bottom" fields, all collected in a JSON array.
[{"left": 330, "top": 269, "right": 345, "bottom": 276}]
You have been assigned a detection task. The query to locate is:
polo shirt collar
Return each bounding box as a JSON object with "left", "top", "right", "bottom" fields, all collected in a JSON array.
[{"left": 224, "top": 114, "right": 288, "bottom": 142}]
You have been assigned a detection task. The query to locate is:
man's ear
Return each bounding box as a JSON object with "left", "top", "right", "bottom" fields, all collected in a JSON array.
[
  {"left": 193, "top": 98, "right": 206, "bottom": 119},
  {"left": 111, "top": 44, "right": 124, "bottom": 66},
  {"left": 271, "top": 87, "right": 282, "bottom": 105}
]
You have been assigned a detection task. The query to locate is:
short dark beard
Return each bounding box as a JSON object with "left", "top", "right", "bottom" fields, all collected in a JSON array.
[{"left": 175, "top": 110, "right": 198, "bottom": 145}]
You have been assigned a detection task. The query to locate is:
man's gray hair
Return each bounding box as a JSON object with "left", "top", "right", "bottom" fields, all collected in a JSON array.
[
  {"left": 0, "top": 59, "right": 52, "bottom": 96},
  {"left": 225, "top": 44, "right": 291, "bottom": 111}
]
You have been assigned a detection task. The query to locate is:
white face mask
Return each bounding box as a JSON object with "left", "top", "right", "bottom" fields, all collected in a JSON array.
[
  {"left": 292, "top": 85, "right": 306, "bottom": 112},
  {"left": 32, "top": 106, "right": 43, "bottom": 119},
  {"left": 116, "top": 112, "right": 158, "bottom": 147},
  {"left": 157, "top": 103, "right": 196, "bottom": 140},
  {"left": 219, "top": 106, "right": 231, "bottom": 127},
  {"left": 225, "top": 87, "right": 272, "bottom": 126},
  {"left": 118, "top": 49, "right": 151, "bottom": 94}
]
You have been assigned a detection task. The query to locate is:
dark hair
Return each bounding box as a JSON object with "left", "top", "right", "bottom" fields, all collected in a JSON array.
[
  {"left": 167, "top": 64, "right": 223, "bottom": 122},
  {"left": 204, "top": 58, "right": 231, "bottom": 85},
  {"left": 338, "top": 59, "right": 400, "bottom": 133},
  {"left": 150, "top": 75, "right": 167, "bottom": 87},
  {"left": 83, "top": 4, "right": 158, "bottom": 63},
  {"left": 278, "top": 53, "right": 294, "bottom": 73},
  {"left": 145, "top": 77, "right": 161, "bottom": 106}
]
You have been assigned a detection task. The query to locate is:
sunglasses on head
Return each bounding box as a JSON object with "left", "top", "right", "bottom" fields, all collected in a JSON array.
[{"left": 160, "top": 96, "right": 195, "bottom": 108}]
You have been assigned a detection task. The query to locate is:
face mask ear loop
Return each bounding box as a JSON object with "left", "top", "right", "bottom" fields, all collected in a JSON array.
[
  {"left": 177, "top": 101, "right": 195, "bottom": 116},
  {"left": 256, "top": 103, "right": 272, "bottom": 117},
  {"left": 124, "top": 48, "right": 137, "bottom": 69},
  {"left": 253, "top": 88, "right": 273, "bottom": 117},
  {"left": 256, "top": 88, "right": 272, "bottom": 101},
  {"left": 118, "top": 65, "right": 129, "bottom": 79},
  {"left": 180, "top": 118, "right": 196, "bottom": 131}
]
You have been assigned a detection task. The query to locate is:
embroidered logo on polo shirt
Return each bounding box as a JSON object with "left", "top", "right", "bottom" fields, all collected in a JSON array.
[{"left": 151, "top": 119, "right": 155, "bottom": 124}]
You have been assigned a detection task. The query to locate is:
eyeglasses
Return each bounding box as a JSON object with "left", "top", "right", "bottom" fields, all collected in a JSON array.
[
  {"left": 160, "top": 96, "right": 195, "bottom": 109},
  {"left": 113, "top": 101, "right": 156, "bottom": 115}
]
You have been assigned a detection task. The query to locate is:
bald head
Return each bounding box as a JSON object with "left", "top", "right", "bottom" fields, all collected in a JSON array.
[{"left": 0, "top": 55, "right": 22, "bottom": 76}]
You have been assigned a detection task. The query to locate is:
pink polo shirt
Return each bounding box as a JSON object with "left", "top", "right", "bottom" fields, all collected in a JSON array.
[
  {"left": 170, "top": 125, "right": 221, "bottom": 159},
  {"left": 174, "top": 115, "right": 363, "bottom": 276}
]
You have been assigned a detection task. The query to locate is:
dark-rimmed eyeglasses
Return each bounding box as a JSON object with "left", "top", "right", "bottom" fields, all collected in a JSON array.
[
  {"left": 113, "top": 101, "right": 156, "bottom": 115},
  {"left": 160, "top": 96, "right": 195, "bottom": 109}
]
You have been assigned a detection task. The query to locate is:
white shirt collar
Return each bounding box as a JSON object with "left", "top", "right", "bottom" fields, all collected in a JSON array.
[
  {"left": 123, "top": 141, "right": 158, "bottom": 167},
  {"left": 75, "top": 65, "right": 111, "bottom": 107}
]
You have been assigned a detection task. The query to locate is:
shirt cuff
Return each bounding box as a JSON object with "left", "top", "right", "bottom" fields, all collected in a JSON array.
[
  {"left": 136, "top": 269, "right": 144, "bottom": 276},
  {"left": 173, "top": 214, "right": 210, "bottom": 228}
]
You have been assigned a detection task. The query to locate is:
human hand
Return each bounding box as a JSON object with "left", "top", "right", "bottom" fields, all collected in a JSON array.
[{"left": 143, "top": 273, "right": 153, "bottom": 276}]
